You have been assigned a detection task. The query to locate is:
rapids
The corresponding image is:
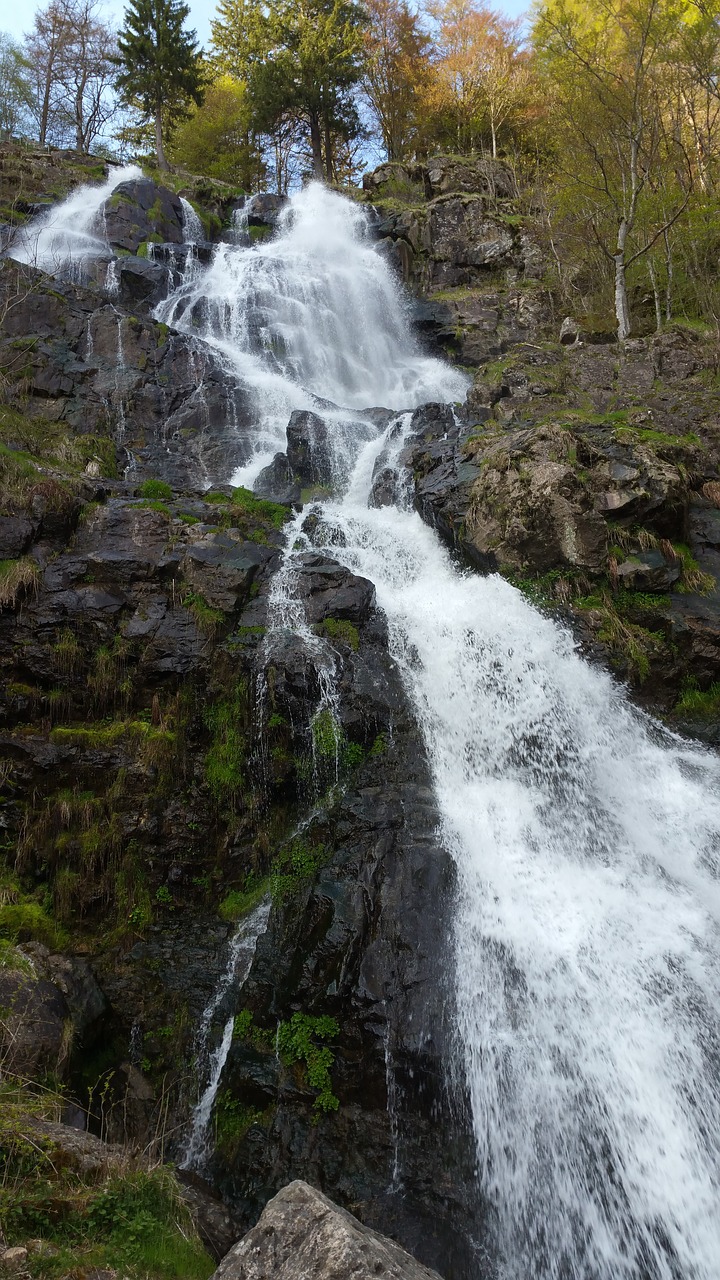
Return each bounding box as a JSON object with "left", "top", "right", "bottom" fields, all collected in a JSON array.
[{"left": 160, "top": 181, "right": 720, "bottom": 1280}]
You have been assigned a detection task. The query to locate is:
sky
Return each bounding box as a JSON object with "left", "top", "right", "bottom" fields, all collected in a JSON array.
[{"left": 1, "top": 0, "right": 529, "bottom": 48}]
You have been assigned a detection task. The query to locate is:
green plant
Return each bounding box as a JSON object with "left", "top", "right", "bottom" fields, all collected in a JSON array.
[
  {"left": 218, "top": 875, "right": 269, "bottom": 921},
  {"left": 203, "top": 682, "right": 247, "bottom": 806},
  {"left": 674, "top": 679, "right": 720, "bottom": 718},
  {"left": 184, "top": 591, "right": 225, "bottom": 636},
  {"left": 212, "top": 1091, "right": 264, "bottom": 1157},
  {"left": 138, "top": 479, "right": 173, "bottom": 501},
  {"left": 155, "top": 885, "right": 173, "bottom": 905},
  {"left": 277, "top": 1012, "right": 340, "bottom": 1114},
  {"left": 269, "top": 838, "right": 330, "bottom": 903},
  {"left": 0, "top": 556, "right": 39, "bottom": 607}
]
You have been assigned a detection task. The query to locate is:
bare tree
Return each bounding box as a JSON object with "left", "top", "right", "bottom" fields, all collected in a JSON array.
[{"left": 24, "top": 0, "right": 118, "bottom": 152}]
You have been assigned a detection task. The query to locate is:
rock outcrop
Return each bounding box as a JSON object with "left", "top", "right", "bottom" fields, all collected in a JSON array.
[{"left": 212, "top": 1181, "right": 443, "bottom": 1280}]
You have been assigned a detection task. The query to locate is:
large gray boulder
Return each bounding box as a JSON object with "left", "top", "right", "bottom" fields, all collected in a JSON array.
[
  {"left": 100, "top": 178, "right": 184, "bottom": 253},
  {"left": 211, "top": 1181, "right": 443, "bottom": 1280}
]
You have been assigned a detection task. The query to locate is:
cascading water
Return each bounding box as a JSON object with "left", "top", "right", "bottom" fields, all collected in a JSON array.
[
  {"left": 180, "top": 197, "right": 204, "bottom": 245},
  {"left": 181, "top": 900, "right": 270, "bottom": 1173},
  {"left": 152, "top": 183, "right": 466, "bottom": 478},
  {"left": 9, "top": 164, "right": 142, "bottom": 279},
  {"left": 117, "top": 182, "right": 720, "bottom": 1274}
]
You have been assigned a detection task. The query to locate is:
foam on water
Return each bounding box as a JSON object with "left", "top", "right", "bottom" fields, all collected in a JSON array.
[
  {"left": 9, "top": 164, "right": 142, "bottom": 278},
  {"left": 152, "top": 183, "right": 467, "bottom": 480}
]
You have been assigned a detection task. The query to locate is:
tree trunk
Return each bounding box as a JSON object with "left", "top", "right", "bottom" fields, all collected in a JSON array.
[
  {"left": 614, "top": 252, "right": 631, "bottom": 342},
  {"left": 155, "top": 108, "right": 169, "bottom": 172},
  {"left": 648, "top": 258, "right": 662, "bottom": 332},
  {"left": 490, "top": 114, "right": 497, "bottom": 159},
  {"left": 323, "top": 116, "right": 334, "bottom": 183},
  {"left": 309, "top": 115, "right": 323, "bottom": 181},
  {"left": 40, "top": 72, "right": 52, "bottom": 148}
]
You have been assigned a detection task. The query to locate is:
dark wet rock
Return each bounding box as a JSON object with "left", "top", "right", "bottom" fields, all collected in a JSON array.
[
  {"left": 287, "top": 410, "right": 335, "bottom": 487},
  {"left": 0, "top": 259, "right": 256, "bottom": 487},
  {"left": 115, "top": 255, "right": 168, "bottom": 305},
  {"left": 294, "top": 553, "right": 375, "bottom": 625},
  {"left": 101, "top": 178, "right": 184, "bottom": 254},
  {"left": 0, "top": 514, "right": 36, "bottom": 557},
  {"left": 24, "top": 946, "right": 107, "bottom": 1043},
  {"left": 212, "top": 1181, "right": 443, "bottom": 1280},
  {"left": 177, "top": 1174, "right": 241, "bottom": 1262},
  {"left": 254, "top": 452, "right": 301, "bottom": 506},
  {"left": 0, "top": 966, "right": 72, "bottom": 1074}
]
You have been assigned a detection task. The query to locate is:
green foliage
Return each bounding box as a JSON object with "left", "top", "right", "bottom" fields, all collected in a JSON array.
[
  {"left": 138, "top": 479, "right": 173, "bottom": 500},
  {"left": 0, "top": 900, "right": 67, "bottom": 950},
  {"left": 115, "top": 0, "right": 205, "bottom": 170},
  {"left": 230, "top": 486, "right": 288, "bottom": 529},
  {"left": 674, "top": 679, "right": 720, "bottom": 719},
  {"left": 312, "top": 707, "right": 340, "bottom": 758},
  {"left": 212, "top": 1091, "right": 264, "bottom": 1158},
  {"left": 184, "top": 591, "right": 225, "bottom": 635},
  {"left": 169, "top": 74, "right": 264, "bottom": 187},
  {"left": 218, "top": 874, "right": 269, "bottom": 920},
  {"left": 277, "top": 1012, "right": 340, "bottom": 1114},
  {"left": 269, "top": 837, "right": 329, "bottom": 902},
  {"left": 0, "top": 556, "right": 39, "bottom": 607},
  {"left": 203, "top": 682, "right": 247, "bottom": 807},
  {"left": 155, "top": 885, "right": 173, "bottom": 905}
]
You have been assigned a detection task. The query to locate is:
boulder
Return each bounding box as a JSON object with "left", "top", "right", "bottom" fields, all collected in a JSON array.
[
  {"left": 254, "top": 452, "right": 301, "bottom": 506},
  {"left": 0, "top": 966, "right": 72, "bottom": 1075},
  {"left": 423, "top": 155, "right": 517, "bottom": 200},
  {"left": 211, "top": 1181, "right": 443, "bottom": 1280},
  {"left": 559, "top": 316, "right": 581, "bottom": 345},
  {"left": 427, "top": 198, "right": 515, "bottom": 267},
  {"left": 100, "top": 178, "right": 184, "bottom": 254},
  {"left": 287, "top": 410, "right": 335, "bottom": 487}
]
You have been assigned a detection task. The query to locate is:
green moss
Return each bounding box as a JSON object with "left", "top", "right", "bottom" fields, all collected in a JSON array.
[
  {"left": 218, "top": 875, "right": 269, "bottom": 921},
  {"left": 0, "top": 901, "right": 67, "bottom": 950},
  {"left": 212, "top": 1091, "right": 265, "bottom": 1158},
  {"left": 138, "top": 479, "right": 173, "bottom": 500},
  {"left": 230, "top": 486, "right": 288, "bottom": 529},
  {"left": 318, "top": 617, "right": 360, "bottom": 651},
  {"left": 134, "top": 499, "right": 171, "bottom": 516},
  {"left": 269, "top": 838, "right": 330, "bottom": 903}
]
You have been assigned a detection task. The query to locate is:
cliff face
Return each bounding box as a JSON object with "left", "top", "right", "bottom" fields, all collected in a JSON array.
[{"left": 2, "top": 151, "right": 720, "bottom": 1280}]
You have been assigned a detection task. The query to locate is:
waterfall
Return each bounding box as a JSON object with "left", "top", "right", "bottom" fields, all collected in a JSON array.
[
  {"left": 180, "top": 197, "right": 204, "bottom": 245},
  {"left": 181, "top": 900, "right": 270, "bottom": 1173},
  {"left": 152, "top": 182, "right": 720, "bottom": 1278},
  {"left": 8, "top": 164, "right": 142, "bottom": 278},
  {"left": 152, "top": 182, "right": 467, "bottom": 480}
]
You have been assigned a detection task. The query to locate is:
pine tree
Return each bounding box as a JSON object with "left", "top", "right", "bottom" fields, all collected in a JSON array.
[{"left": 115, "top": 0, "right": 204, "bottom": 171}]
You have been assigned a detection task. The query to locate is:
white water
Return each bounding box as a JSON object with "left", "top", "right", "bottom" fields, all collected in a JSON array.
[
  {"left": 149, "top": 182, "right": 720, "bottom": 1278},
  {"left": 9, "top": 164, "right": 142, "bottom": 279},
  {"left": 308, "top": 433, "right": 720, "bottom": 1280},
  {"left": 181, "top": 900, "right": 270, "bottom": 1173},
  {"left": 152, "top": 183, "right": 466, "bottom": 481},
  {"left": 180, "top": 197, "right": 204, "bottom": 245}
]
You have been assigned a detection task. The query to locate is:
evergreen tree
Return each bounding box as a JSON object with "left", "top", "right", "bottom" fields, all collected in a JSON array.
[
  {"left": 212, "top": 0, "right": 367, "bottom": 182},
  {"left": 115, "top": 0, "right": 204, "bottom": 171}
]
